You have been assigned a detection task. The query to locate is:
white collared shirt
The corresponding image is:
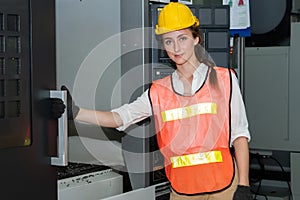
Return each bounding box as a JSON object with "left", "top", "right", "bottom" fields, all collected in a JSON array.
[{"left": 112, "top": 64, "right": 250, "bottom": 145}]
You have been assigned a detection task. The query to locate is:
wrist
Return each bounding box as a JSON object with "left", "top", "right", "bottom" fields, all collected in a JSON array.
[
  {"left": 238, "top": 182, "right": 250, "bottom": 187},
  {"left": 238, "top": 176, "right": 249, "bottom": 186},
  {"left": 238, "top": 185, "right": 250, "bottom": 188}
]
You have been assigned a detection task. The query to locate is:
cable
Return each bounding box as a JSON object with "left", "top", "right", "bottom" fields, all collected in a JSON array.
[
  {"left": 250, "top": 153, "right": 293, "bottom": 200},
  {"left": 253, "top": 179, "right": 262, "bottom": 200},
  {"left": 268, "top": 155, "right": 293, "bottom": 200},
  {"left": 260, "top": 193, "right": 268, "bottom": 200},
  {"left": 249, "top": 153, "right": 266, "bottom": 199},
  {"left": 250, "top": 153, "right": 265, "bottom": 183},
  {"left": 251, "top": 188, "right": 269, "bottom": 200}
]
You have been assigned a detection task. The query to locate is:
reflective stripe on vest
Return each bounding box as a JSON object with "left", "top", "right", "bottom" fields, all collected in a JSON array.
[
  {"left": 170, "top": 150, "right": 223, "bottom": 168},
  {"left": 161, "top": 102, "right": 217, "bottom": 122}
]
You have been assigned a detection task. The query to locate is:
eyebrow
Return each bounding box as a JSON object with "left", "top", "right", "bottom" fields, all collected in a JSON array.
[{"left": 163, "top": 34, "right": 188, "bottom": 41}]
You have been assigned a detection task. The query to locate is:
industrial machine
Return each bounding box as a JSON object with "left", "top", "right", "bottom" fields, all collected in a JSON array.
[
  {"left": 244, "top": 0, "right": 300, "bottom": 199},
  {"left": 5, "top": 0, "right": 300, "bottom": 199}
]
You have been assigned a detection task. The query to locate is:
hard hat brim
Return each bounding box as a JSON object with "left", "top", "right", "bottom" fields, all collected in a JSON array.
[{"left": 155, "top": 18, "right": 200, "bottom": 35}]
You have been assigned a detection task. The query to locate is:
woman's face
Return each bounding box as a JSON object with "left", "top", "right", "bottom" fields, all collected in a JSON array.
[{"left": 162, "top": 28, "right": 199, "bottom": 66}]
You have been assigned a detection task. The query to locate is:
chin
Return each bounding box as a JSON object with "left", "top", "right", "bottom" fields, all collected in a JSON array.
[{"left": 173, "top": 59, "right": 189, "bottom": 66}]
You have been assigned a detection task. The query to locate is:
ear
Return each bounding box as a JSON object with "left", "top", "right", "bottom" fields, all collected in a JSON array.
[{"left": 194, "top": 36, "right": 199, "bottom": 45}]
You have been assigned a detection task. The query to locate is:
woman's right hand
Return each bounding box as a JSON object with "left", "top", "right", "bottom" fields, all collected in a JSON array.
[{"left": 61, "top": 85, "right": 79, "bottom": 120}]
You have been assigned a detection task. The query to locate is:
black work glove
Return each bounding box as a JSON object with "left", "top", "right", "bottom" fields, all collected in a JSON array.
[
  {"left": 50, "top": 98, "right": 66, "bottom": 119},
  {"left": 233, "top": 185, "right": 252, "bottom": 200},
  {"left": 61, "top": 85, "right": 79, "bottom": 120}
]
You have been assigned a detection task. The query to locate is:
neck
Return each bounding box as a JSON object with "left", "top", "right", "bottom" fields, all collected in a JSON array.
[
  {"left": 176, "top": 59, "right": 200, "bottom": 79},
  {"left": 176, "top": 65, "right": 199, "bottom": 90}
]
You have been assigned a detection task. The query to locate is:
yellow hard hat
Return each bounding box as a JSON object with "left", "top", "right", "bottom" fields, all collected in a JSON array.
[{"left": 155, "top": 2, "right": 200, "bottom": 35}]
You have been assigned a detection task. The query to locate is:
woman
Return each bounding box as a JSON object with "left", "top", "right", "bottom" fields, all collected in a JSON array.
[{"left": 54, "top": 2, "right": 252, "bottom": 200}]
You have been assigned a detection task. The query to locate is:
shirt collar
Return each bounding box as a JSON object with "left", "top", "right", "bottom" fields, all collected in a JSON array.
[{"left": 172, "top": 63, "right": 209, "bottom": 95}]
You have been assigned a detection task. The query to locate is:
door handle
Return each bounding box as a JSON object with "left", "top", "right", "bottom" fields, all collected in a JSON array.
[{"left": 50, "top": 90, "right": 68, "bottom": 166}]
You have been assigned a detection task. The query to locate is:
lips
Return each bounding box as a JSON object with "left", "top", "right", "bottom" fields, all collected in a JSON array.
[{"left": 174, "top": 54, "right": 183, "bottom": 58}]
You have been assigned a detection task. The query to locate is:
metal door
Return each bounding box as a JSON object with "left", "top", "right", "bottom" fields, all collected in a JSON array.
[{"left": 0, "top": 0, "right": 58, "bottom": 199}]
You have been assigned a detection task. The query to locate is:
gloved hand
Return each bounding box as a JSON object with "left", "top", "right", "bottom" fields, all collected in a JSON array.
[
  {"left": 50, "top": 98, "right": 66, "bottom": 119},
  {"left": 61, "top": 85, "right": 80, "bottom": 120},
  {"left": 233, "top": 185, "right": 252, "bottom": 200}
]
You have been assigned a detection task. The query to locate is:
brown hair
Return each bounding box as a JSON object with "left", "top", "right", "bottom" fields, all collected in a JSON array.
[{"left": 189, "top": 25, "right": 218, "bottom": 88}]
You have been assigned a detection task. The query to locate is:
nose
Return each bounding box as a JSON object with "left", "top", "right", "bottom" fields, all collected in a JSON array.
[{"left": 173, "top": 40, "right": 180, "bottom": 53}]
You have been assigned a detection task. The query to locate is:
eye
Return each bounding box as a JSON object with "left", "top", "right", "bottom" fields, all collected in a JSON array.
[
  {"left": 179, "top": 36, "right": 187, "bottom": 42},
  {"left": 164, "top": 39, "right": 173, "bottom": 46}
]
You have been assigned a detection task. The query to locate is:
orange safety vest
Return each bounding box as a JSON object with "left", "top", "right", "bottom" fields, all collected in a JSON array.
[{"left": 149, "top": 66, "right": 235, "bottom": 195}]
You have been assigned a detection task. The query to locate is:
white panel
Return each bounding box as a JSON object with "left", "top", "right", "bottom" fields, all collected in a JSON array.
[
  {"left": 58, "top": 170, "right": 123, "bottom": 200},
  {"left": 102, "top": 185, "right": 155, "bottom": 200}
]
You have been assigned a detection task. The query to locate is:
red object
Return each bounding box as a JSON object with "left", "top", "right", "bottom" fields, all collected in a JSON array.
[{"left": 238, "top": 0, "right": 244, "bottom": 6}]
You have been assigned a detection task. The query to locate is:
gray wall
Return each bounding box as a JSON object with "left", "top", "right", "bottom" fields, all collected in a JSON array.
[
  {"left": 56, "top": 0, "right": 121, "bottom": 112},
  {"left": 55, "top": 1, "right": 124, "bottom": 168}
]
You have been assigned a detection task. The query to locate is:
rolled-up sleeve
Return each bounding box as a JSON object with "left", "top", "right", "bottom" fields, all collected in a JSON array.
[
  {"left": 230, "top": 74, "right": 251, "bottom": 146},
  {"left": 111, "top": 90, "right": 152, "bottom": 131}
]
